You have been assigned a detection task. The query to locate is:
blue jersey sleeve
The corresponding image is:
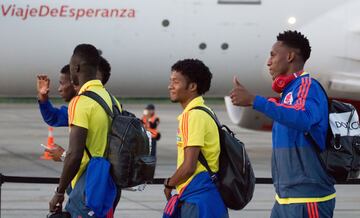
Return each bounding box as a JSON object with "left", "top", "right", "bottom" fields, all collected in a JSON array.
[
  {"left": 253, "top": 77, "right": 325, "bottom": 132},
  {"left": 38, "top": 99, "right": 69, "bottom": 127}
]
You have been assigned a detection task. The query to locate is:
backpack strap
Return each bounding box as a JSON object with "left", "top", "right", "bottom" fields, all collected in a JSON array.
[
  {"left": 80, "top": 90, "right": 116, "bottom": 158},
  {"left": 309, "top": 79, "right": 355, "bottom": 138},
  {"left": 84, "top": 146, "right": 92, "bottom": 159},
  {"left": 81, "top": 91, "right": 114, "bottom": 119},
  {"left": 198, "top": 152, "right": 216, "bottom": 178},
  {"left": 304, "top": 79, "right": 331, "bottom": 151},
  {"left": 192, "top": 106, "right": 222, "bottom": 128},
  {"left": 305, "top": 79, "right": 350, "bottom": 152},
  {"left": 303, "top": 79, "right": 334, "bottom": 172},
  {"left": 107, "top": 90, "right": 121, "bottom": 116},
  {"left": 190, "top": 106, "right": 221, "bottom": 181}
]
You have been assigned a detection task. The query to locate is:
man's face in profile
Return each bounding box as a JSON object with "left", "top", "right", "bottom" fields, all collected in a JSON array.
[
  {"left": 267, "top": 41, "right": 291, "bottom": 80},
  {"left": 58, "top": 73, "right": 76, "bottom": 102}
]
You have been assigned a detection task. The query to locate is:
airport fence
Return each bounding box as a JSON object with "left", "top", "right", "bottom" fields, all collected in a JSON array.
[{"left": 0, "top": 173, "right": 359, "bottom": 217}]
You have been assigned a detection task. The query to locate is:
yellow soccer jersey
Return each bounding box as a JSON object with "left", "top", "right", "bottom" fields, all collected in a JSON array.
[
  {"left": 68, "top": 79, "right": 120, "bottom": 188},
  {"left": 176, "top": 96, "right": 220, "bottom": 192}
]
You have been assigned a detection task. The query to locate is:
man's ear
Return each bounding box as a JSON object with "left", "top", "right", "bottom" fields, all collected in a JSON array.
[
  {"left": 189, "top": 82, "right": 197, "bottom": 93},
  {"left": 75, "top": 64, "right": 80, "bottom": 73},
  {"left": 70, "top": 64, "right": 80, "bottom": 73},
  {"left": 287, "top": 51, "right": 296, "bottom": 63}
]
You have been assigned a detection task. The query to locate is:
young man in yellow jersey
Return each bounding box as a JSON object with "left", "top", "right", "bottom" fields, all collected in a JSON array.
[
  {"left": 163, "top": 59, "right": 228, "bottom": 218},
  {"left": 49, "top": 44, "right": 120, "bottom": 217}
]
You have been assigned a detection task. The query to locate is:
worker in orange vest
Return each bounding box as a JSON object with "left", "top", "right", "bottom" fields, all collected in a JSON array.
[{"left": 142, "top": 104, "right": 160, "bottom": 156}]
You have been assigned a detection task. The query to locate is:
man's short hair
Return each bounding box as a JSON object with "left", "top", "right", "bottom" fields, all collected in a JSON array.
[
  {"left": 60, "top": 64, "right": 70, "bottom": 75},
  {"left": 72, "top": 44, "right": 100, "bottom": 68},
  {"left": 171, "top": 59, "right": 212, "bottom": 95},
  {"left": 98, "top": 56, "right": 111, "bottom": 85},
  {"left": 277, "top": 30, "right": 311, "bottom": 62},
  {"left": 145, "top": 104, "right": 155, "bottom": 110}
]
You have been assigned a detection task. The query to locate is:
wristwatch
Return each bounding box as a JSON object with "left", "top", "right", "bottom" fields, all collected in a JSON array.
[
  {"left": 55, "top": 187, "right": 65, "bottom": 196},
  {"left": 164, "top": 177, "right": 175, "bottom": 189}
]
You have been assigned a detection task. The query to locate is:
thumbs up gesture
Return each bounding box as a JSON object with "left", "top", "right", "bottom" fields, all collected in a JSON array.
[{"left": 230, "top": 76, "right": 255, "bottom": 106}]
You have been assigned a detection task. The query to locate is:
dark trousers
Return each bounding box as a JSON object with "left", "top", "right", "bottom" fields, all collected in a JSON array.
[
  {"left": 151, "top": 139, "right": 157, "bottom": 156},
  {"left": 270, "top": 199, "right": 335, "bottom": 218}
]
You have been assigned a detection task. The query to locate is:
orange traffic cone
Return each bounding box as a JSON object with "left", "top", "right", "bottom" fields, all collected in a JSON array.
[{"left": 40, "top": 127, "right": 55, "bottom": 160}]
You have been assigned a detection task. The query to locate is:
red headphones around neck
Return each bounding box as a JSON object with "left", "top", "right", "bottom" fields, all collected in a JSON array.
[{"left": 272, "top": 71, "right": 304, "bottom": 93}]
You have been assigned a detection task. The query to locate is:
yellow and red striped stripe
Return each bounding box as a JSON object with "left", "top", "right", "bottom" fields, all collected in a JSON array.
[
  {"left": 273, "top": 77, "right": 311, "bottom": 111},
  {"left": 307, "top": 202, "right": 319, "bottom": 218},
  {"left": 68, "top": 96, "right": 80, "bottom": 125},
  {"left": 181, "top": 112, "right": 189, "bottom": 147}
]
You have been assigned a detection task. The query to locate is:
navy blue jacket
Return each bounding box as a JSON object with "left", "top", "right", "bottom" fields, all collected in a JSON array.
[
  {"left": 38, "top": 100, "right": 68, "bottom": 127},
  {"left": 253, "top": 74, "right": 335, "bottom": 200}
]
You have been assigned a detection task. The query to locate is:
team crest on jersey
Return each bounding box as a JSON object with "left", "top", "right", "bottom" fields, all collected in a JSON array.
[{"left": 283, "top": 92, "right": 293, "bottom": 105}]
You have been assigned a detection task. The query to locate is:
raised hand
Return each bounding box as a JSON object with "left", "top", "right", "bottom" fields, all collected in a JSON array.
[
  {"left": 37, "top": 74, "right": 50, "bottom": 102},
  {"left": 230, "top": 76, "right": 255, "bottom": 106}
]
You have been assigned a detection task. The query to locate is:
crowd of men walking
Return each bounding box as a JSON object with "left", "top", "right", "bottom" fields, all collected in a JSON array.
[{"left": 38, "top": 30, "right": 338, "bottom": 218}]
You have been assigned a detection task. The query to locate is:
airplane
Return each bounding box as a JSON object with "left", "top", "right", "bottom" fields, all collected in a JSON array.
[{"left": 0, "top": 0, "right": 359, "bottom": 130}]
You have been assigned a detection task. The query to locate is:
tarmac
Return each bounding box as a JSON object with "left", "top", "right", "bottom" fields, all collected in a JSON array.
[{"left": 0, "top": 102, "right": 359, "bottom": 218}]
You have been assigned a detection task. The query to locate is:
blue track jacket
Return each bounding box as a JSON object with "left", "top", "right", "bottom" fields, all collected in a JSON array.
[
  {"left": 163, "top": 172, "right": 228, "bottom": 218},
  {"left": 38, "top": 100, "right": 68, "bottom": 127},
  {"left": 253, "top": 73, "right": 335, "bottom": 201}
]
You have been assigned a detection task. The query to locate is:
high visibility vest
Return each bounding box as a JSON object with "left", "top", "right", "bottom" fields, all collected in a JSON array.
[{"left": 142, "top": 115, "right": 159, "bottom": 139}]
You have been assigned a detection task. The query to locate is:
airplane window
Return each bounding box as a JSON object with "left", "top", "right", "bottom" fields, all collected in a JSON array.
[
  {"left": 199, "top": 43, "right": 207, "bottom": 50},
  {"left": 221, "top": 43, "right": 229, "bottom": 50},
  {"left": 218, "top": 0, "right": 261, "bottom": 4},
  {"left": 162, "top": 19, "right": 170, "bottom": 27}
]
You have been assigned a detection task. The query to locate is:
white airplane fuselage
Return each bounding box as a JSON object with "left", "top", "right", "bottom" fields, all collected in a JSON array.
[{"left": 0, "top": 0, "right": 359, "bottom": 101}]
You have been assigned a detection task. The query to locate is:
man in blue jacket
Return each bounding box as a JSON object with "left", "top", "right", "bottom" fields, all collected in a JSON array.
[
  {"left": 37, "top": 56, "right": 111, "bottom": 161},
  {"left": 230, "top": 30, "right": 336, "bottom": 218},
  {"left": 37, "top": 56, "right": 111, "bottom": 127},
  {"left": 37, "top": 65, "right": 76, "bottom": 127}
]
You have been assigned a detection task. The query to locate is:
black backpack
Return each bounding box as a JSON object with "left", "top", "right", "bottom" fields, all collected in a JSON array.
[
  {"left": 309, "top": 80, "right": 360, "bottom": 182},
  {"left": 191, "top": 106, "right": 255, "bottom": 210},
  {"left": 82, "top": 91, "right": 156, "bottom": 188}
]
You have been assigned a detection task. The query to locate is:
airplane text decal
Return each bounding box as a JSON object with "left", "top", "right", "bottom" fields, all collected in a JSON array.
[{"left": 1, "top": 4, "right": 136, "bottom": 21}]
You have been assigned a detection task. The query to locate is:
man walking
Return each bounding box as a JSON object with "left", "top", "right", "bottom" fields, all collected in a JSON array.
[
  {"left": 230, "top": 30, "right": 336, "bottom": 218},
  {"left": 37, "top": 56, "right": 112, "bottom": 127},
  {"left": 164, "top": 59, "right": 228, "bottom": 218},
  {"left": 49, "top": 44, "right": 120, "bottom": 217},
  {"left": 37, "top": 56, "right": 112, "bottom": 161}
]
